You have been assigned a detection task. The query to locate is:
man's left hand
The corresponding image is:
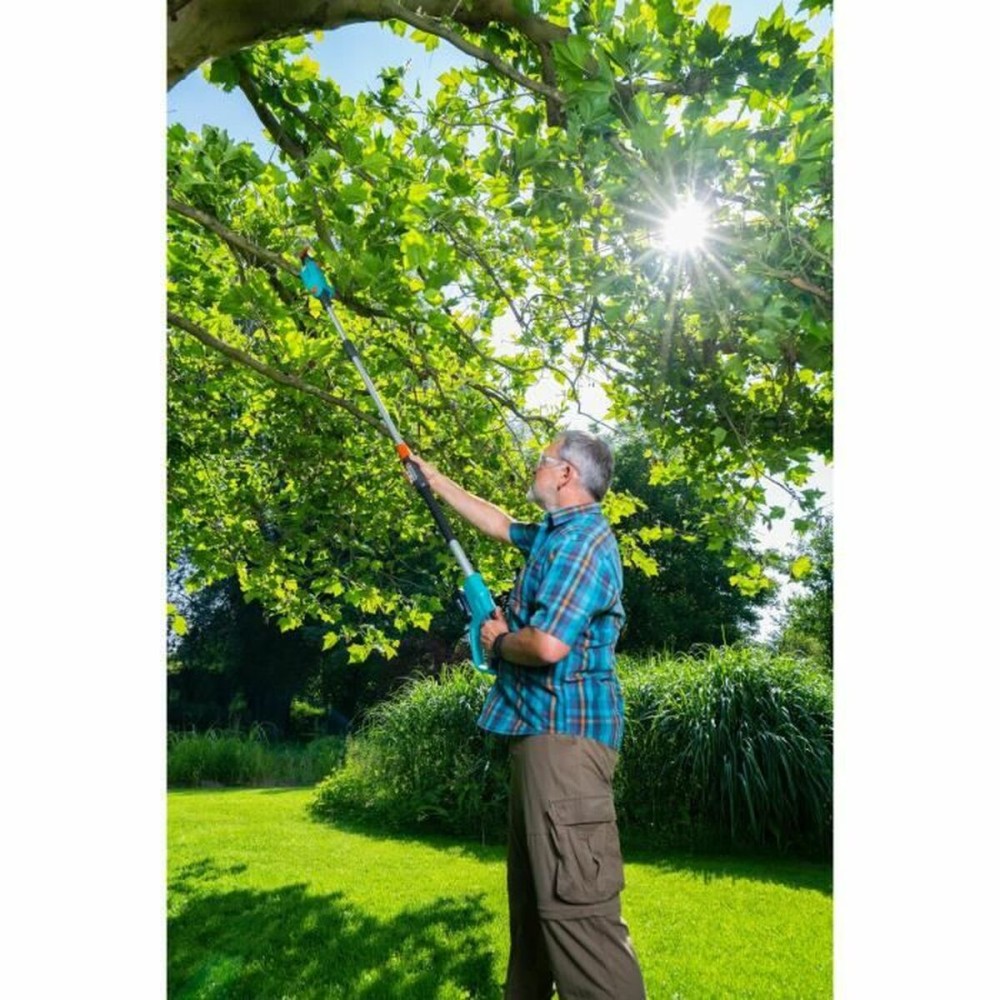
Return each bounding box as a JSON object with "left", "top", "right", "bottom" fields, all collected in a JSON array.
[{"left": 480, "top": 609, "right": 510, "bottom": 653}]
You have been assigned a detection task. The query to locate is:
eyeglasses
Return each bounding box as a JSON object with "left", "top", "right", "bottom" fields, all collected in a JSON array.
[{"left": 534, "top": 453, "right": 575, "bottom": 473}]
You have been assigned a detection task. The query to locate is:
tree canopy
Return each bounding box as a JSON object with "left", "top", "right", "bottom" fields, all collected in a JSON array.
[{"left": 167, "top": 0, "right": 833, "bottom": 661}]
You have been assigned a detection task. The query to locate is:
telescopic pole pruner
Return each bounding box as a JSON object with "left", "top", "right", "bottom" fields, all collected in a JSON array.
[{"left": 299, "top": 251, "right": 497, "bottom": 674}]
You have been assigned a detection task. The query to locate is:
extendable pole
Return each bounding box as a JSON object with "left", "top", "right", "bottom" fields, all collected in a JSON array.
[{"left": 299, "top": 252, "right": 496, "bottom": 672}]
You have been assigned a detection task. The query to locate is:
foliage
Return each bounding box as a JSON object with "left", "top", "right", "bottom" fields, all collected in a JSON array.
[
  {"left": 167, "top": 1, "right": 832, "bottom": 660},
  {"left": 612, "top": 436, "right": 771, "bottom": 652},
  {"left": 775, "top": 513, "right": 832, "bottom": 664},
  {"left": 170, "top": 568, "right": 475, "bottom": 736},
  {"left": 167, "top": 726, "right": 347, "bottom": 787},
  {"left": 170, "top": 788, "right": 832, "bottom": 998},
  {"left": 312, "top": 647, "right": 832, "bottom": 854},
  {"left": 168, "top": 576, "right": 322, "bottom": 734},
  {"left": 616, "top": 646, "right": 831, "bottom": 853},
  {"left": 312, "top": 666, "right": 510, "bottom": 841}
]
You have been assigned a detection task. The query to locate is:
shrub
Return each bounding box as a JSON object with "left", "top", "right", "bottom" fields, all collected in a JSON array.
[
  {"left": 167, "top": 726, "right": 347, "bottom": 788},
  {"left": 616, "top": 648, "right": 832, "bottom": 853},
  {"left": 312, "top": 667, "right": 510, "bottom": 841},
  {"left": 311, "top": 648, "right": 832, "bottom": 855}
]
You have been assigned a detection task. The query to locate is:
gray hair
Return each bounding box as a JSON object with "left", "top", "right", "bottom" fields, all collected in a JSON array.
[{"left": 555, "top": 430, "right": 614, "bottom": 501}]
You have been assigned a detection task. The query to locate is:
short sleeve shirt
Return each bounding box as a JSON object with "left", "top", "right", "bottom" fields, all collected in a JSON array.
[{"left": 477, "top": 502, "right": 626, "bottom": 750}]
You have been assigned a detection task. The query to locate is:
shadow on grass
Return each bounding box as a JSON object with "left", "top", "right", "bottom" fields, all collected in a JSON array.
[
  {"left": 306, "top": 806, "right": 831, "bottom": 897},
  {"left": 306, "top": 809, "right": 508, "bottom": 867},
  {"left": 622, "top": 843, "right": 833, "bottom": 896},
  {"left": 169, "top": 858, "right": 500, "bottom": 999}
]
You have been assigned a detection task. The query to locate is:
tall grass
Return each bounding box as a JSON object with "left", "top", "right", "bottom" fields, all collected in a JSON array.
[
  {"left": 167, "top": 725, "right": 346, "bottom": 788},
  {"left": 313, "top": 666, "right": 510, "bottom": 842},
  {"left": 313, "top": 647, "right": 832, "bottom": 855},
  {"left": 616, "top": 647, "right": 832, "bottom": 853}
]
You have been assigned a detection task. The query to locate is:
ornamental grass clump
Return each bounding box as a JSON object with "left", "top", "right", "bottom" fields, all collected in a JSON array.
[
  {"left": 312, "top": 648, "right": 832, "bottom": 855},
  {"left": 617, "top": 647, "right": 832, "bottom": 853},
  {"left": 312, "top": 666, "right": 510, "bottom": 841}
]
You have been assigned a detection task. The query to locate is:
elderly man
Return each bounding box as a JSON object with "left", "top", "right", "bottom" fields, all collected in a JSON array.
[{"left": 411, "top": 430, "right": 645, "bottom": 1000}]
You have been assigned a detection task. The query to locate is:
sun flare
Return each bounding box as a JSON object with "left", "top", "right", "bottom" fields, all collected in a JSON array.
[{"left": 657, "top": 198, "right": 711, "bottom": 255}]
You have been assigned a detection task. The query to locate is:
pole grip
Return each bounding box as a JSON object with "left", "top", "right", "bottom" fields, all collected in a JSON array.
[{"left": 405, "top": 460, "right": 459, "bottom": 546}]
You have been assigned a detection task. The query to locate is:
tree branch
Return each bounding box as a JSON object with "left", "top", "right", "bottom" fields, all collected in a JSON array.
[
  {"left": 468, "top": 381, "right": 556, "bottom": 436},
  {"left": 167, "top": 196, "right": 393, "bottom": 321},
  {"left": 168, "top": 196, "right": 298, "bottom": 275},
  {"left": 380, "top": 0, "right": 565, "bottom": 107},
  {"left": 237, "top": 66, "right": 338, "bottom": 253},
  {"left": 167, "top": 310, "right": 390, "bottom": 438},
  {"left": 168, "top": 0, "right": 569, "bottom": 91}
]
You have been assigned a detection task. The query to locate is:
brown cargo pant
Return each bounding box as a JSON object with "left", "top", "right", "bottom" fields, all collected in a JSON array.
[{"left": 504, "top": 733, "right": 646, "bottom": 1000}]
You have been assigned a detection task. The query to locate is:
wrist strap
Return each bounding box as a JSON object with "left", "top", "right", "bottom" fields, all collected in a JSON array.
[{"left": 492, "top": 631, "right": 509, "bottom": 667}]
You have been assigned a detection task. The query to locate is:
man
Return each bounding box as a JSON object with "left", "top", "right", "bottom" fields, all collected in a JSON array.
[{"left": 411, "top": 430, "right": 645, "bottom": 1000}]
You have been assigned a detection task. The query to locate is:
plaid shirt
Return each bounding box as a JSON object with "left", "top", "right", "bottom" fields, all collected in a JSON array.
[{"left": 477, "top": 502, "right": 626, "bottom": 750}]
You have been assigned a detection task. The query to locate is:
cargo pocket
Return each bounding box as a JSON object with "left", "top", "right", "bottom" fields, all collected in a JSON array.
[{"left": 547, "top": 795, "right": 625, "bottom": 906}]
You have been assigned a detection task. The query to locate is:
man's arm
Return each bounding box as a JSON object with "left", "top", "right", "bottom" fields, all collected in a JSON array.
[
  {"left": 409, "top": 454, "right": 514, "bottom": 543},
  {"left": 481, "top": 615, "right": 571, "bottom": 668}
]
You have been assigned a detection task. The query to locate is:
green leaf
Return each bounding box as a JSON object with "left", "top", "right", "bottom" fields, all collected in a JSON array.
[
  {"left": 707, "top": 4, "right": 732, "bottom": 35},
  {"left": 410, "top": 29, "right": 440, "bottom": 51},
  {"left": 406, "top": 182, "right": 434, "bottom": 205},
  {"left": 656, "top": 0, "right": 681, "bottom": 37},
  {"left": 790, "top": 555, "right": 813, "bottom": 580},
  {"left": 206, "top": 57, "right": 240, "bottom": 89},
  {"left": 400, "top": 230, "right": 431, "bottom": 269}
]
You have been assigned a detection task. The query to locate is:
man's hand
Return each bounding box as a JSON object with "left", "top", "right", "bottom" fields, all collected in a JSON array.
[
  {"left": 480, "top": 608, "right": 510, "bottom": 654},
  {"left": 408, "top": 453, "right": 443, "bottom": 493},
  {"left": 405, "top": 454, "right": 514, "bottom": 543}
]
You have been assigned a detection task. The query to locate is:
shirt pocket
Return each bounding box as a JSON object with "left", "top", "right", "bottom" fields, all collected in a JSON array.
[{"left": 546, "top": 795, "right": 625, "bottom": 905}]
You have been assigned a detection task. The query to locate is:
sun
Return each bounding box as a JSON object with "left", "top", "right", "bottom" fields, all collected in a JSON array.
[{"left": 656, "top": 197, "right": 711, "bottom": 255}]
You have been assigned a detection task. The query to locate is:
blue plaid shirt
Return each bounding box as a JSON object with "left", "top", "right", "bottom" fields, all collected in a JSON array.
[{"left": 477, "top": 502, "right": 627, "bottom": 750}]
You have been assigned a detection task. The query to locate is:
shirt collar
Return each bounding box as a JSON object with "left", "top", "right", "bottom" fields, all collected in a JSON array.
[{"left": 544, "top": 501, "right": 603, "bottom": 528}]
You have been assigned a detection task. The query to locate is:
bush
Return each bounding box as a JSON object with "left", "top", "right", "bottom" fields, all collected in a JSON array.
[
  {"left": 312, "top": 666, "right": 510, "bottom": 842},
  {"left": 616, "top": 647, "right": 832, "bottom": 854},
  {"left": 168, "top": 726, "right": 347, "bottom": 787},
  {"left": 311, "top": 647, "right": 832, "bottom": 856}
]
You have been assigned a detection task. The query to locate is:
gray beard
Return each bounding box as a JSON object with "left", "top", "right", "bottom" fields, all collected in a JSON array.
[{"left": 526, "top": 482, "right": 553, "bottom": 511}]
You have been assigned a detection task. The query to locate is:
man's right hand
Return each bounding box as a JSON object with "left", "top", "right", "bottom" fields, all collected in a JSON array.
[
  {"left": 408, "top": 453, "right": 514, "bottom": 544},
  {"left": 408, "top": 454, "right": 443, "bottom": 494}
]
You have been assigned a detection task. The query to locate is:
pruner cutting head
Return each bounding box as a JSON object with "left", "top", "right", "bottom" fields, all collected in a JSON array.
[{"left": 298, "top": 248, "right": 335, "bottom": 303}]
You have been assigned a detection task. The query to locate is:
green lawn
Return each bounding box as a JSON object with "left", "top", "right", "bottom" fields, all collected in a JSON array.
[{"left": 168, "top": 789, "right": 831, "bottom": 999}]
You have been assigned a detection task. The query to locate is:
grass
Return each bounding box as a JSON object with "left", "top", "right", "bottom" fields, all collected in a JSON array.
[
  {"left": 169, "top": 789, "right": 832, "bottom": 999},
  {"left": 168, "top": 730, "right": 347, "bottom": 788}
]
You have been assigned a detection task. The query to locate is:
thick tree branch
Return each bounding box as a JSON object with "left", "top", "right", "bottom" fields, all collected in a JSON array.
[
  {"left": 168, "top": 196, "right": 297, "bottom": 275},
  {"left": 168, "top": 0, "right": 568, "bottom": 91},
  {"left": 167, "top": 309, "right": 390, "bottom": 437}
]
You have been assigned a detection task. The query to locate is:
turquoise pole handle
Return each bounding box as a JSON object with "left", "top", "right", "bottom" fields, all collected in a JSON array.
[{"left": 464, "top": 573, "right": 497, "bottom": 675}]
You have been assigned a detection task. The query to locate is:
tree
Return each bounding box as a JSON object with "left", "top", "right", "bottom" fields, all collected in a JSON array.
[
  {"left": 167, "top": 1, "right": 832, "bottom": 659},
  {"left": 612, "top": 437, "right": 770, "bottom": 653},
  {"left": 168, "top": 577, "right": 321, "bottom": 732},
  {"left": 775, "top": 514, "right": 832, "bottom": 665}
]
